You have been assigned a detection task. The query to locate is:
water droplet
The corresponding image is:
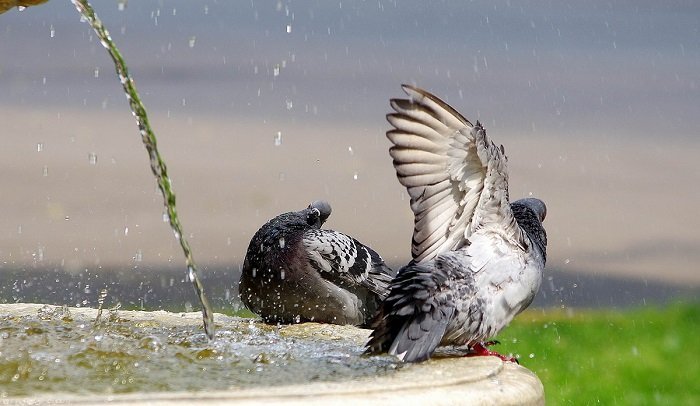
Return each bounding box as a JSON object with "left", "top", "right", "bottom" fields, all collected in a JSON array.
[
  {"left": 88, "top": 152, "right": 97, "bottom": 165},
  {"left": 278, "top": 237, "right": 286, "bottom": 249},
  {"left": 203, "top": 5, "right": 209, "bottom": 14},
  {"left": 564, "top": 258, "right": 571, "bottom": 264},
  {"left": 529, "top": 353, "right": 535, "bottom": 359},
  {"left": 124, "top": 227, "right": 129, "bottom": 236},
  {"left": 134, "top": 249, "right": 143, "bottom": 262},
  {"left": 352, "top": 172, "right": 359, "bottom": 180},
  {"left": 17, "top": 5, "right": 26, "bottom": 11},
  {"left": 94, "top": 67, "right": 99, "bottom": 78},
  {"left": 285, "top": 99, "right": 293, "bottom": 110},
  {"left": 273, "top": 65, "right": 280, "bottom": 77},
  {"left": 37, "top": 143, "right": 44, "bottom": 152},
  {"left": 34, "top": 246, "right": 44, "bottom": 262},
  {"left": 49, "top": 25, "right": 55, "bottom": 38},
  {"left": 162, "top": 212, "right": 169, "bottom": 222},
  {"left": 64, "top": 216, "right": 70, "bottom": 221},
  {"left": 187, "top": 266, "right": 195, "bottom": 282},
  {"left": 286, "top": 24, "right": 292, "bottom": 33},
  {"left": 188, "top": 36, "right": 196, "bottom": 48},
  {"left": 117, "top": 0, "right": 127, "bottom": 11},
  {"left": 348, "top": 146, "right": 354, "bottom": 155},
  {"left": 42, "top": 166, "right": 49, "bottom": 177},
  {"left": 280, "top": 270, "right": 286, "bottom": 280},
  {"left": 42, "top": 77, "right": 46, "bottom": 85},
  {"left": 274, "top": 131, "right": 282, "bottom": 146}
]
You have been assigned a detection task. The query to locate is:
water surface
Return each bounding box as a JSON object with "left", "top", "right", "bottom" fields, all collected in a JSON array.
[{"left": 0, "top": 304, "right": 401, "bottom": 397}]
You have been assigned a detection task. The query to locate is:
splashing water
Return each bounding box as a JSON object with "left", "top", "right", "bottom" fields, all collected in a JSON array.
[
  {"left": 0, "top": 304, "right": 401, "bottom": 397},
  {"left": 70, "top": 0, "right": 215, "bottom": 339}
]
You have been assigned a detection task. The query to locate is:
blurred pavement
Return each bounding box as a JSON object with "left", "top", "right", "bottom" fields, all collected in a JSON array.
[{"left": 1, "top": 1, "right": 698, "bottom": 288}]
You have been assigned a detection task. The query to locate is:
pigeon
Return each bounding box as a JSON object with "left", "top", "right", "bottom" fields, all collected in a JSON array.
[
  {"left": 365, "top": 85, "right": 547, "bottom": 363},
  {"left": 239, "top": 200, "right": 395, "bottom": 327}
]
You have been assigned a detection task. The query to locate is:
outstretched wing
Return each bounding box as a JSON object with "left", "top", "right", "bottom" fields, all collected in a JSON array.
[
  {"left": 302, "top": 229, "right": 394, "bottom": 299},
  {"left": 387, "top": 84, "right": 516, "bottom": 262}
]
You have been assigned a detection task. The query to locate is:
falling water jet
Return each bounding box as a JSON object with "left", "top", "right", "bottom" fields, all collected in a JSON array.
[{"left": 70, "top": 0, "right": 215, "bottom": 339}]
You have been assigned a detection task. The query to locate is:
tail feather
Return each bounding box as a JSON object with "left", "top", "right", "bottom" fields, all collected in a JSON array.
[
  {"left": 365, "top": 262, "right": 455, "bottom": 362},
  {"left": 390, "top": 307, "right": 453, "bottom": 362}
]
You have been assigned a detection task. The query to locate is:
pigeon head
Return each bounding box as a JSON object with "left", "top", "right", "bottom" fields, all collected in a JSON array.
[
  {"left": 305, "top": 200, "right": 332, "bottom": 228},
  {"left": 513, "top": 198, "right": 546, "bottom": 223},
  {"left": 512, "top": 197, "right": 548, "bottom": 263}
]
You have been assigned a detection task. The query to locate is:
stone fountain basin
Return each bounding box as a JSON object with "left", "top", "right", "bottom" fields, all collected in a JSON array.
[{"left": 0, "top": 303, "right": 543, "bottom": 405}]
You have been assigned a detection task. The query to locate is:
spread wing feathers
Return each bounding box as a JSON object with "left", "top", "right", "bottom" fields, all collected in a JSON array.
[
  {"left": 365, "top": 261, "right": 456, "bottom": 362},
  {"left": 387, "top": 84, "right": 519, "bottom": 262},
  {"left": 303, "top": 229, "right": 393, "bottom": 299}
]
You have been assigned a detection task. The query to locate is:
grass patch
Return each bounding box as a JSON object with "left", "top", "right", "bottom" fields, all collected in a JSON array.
[{"left": 496, "top": 302, "right": 700, "bottom": 405}]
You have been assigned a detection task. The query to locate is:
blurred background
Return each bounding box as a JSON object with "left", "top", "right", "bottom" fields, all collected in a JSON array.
[{"left": 1, "top": 0, "right": 698, "bottom": 311}]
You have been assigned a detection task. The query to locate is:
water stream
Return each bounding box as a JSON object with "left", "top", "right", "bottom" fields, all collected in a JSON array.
[{"left": 69, "top": 0, "right": 215, "bottom": 339}]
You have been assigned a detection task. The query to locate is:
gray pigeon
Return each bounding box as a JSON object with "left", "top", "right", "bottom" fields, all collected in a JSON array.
[
  {"left": 365, "top": 85, "right": 547, "bottom": 362},
  {"left": 239, "top": 200, "right": 395, "bottom": 327}
]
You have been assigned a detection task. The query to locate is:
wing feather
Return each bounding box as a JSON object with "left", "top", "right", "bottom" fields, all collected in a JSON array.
[
  {"left": 387, "top": 130, "right": 446, "bottom": 154},
  {"left": 302, "top": 229, "right": 394, "bottom": 299},
  {"left": 387, "top": 84, "right": 518, "bottom": 262}
]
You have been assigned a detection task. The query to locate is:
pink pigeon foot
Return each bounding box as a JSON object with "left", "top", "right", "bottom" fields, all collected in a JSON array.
[{"left": 466, "top": 341, "right": 519, "bottom": 364}]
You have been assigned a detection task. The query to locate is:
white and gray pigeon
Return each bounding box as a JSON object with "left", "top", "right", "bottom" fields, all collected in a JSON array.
[
  {"left": 365, "top": 85, "right": 547, "bottom": 362},
  {"left": 239, "top": 200, "right": 396, "bottom": 327}
]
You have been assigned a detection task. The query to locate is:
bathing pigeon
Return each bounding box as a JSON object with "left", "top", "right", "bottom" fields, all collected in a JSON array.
[
  {"left": 239, "top": 200, "right": 395, "bottom": 327},
  {"left": 365, "top": 85, "right": 547, "bottom": 362}
]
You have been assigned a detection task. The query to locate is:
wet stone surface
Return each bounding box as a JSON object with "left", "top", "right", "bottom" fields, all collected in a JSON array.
[{"left": 0, "top": 304, "right": 402, "bottom": 397}]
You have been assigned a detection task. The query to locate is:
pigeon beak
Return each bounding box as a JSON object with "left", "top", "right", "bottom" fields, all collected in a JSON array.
[{"left": 308, "top": 200, "right": 332, "bottom": 226}]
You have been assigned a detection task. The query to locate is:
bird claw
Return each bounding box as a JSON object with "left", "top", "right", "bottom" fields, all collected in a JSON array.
[{"left": 465, "top": 342, "right": 519, "bottom": 364}]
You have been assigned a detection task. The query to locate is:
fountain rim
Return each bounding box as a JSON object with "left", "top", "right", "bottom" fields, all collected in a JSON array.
[{"left": 1, "top": 303, "right": 544, "bottom": 405}]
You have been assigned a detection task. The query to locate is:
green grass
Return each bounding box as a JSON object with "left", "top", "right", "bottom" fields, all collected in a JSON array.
[{"left": 496, "top": 302, "right": 700, "bottom": 405}]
